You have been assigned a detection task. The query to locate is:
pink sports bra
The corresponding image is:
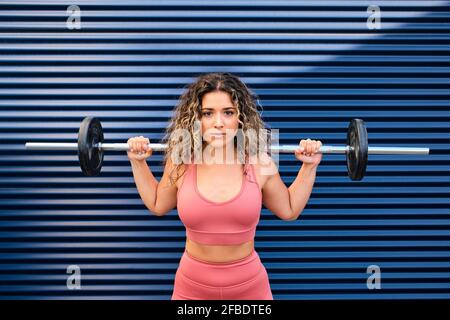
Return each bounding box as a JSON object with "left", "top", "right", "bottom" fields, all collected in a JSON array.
[{"left": 177, "top": 162, "right": 262, "bottom": 245}]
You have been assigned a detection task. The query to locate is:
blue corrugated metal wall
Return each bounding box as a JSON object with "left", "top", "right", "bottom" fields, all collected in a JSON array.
[{"left": 0, "top": 0, "right": 449, "bottom": 300}]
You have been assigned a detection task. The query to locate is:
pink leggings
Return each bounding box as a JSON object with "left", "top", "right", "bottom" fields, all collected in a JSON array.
[{"left": 171, "top": 249, "right": 273, "bottom": 300}]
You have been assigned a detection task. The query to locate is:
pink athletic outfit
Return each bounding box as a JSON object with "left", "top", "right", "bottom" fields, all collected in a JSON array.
[{"left": 172, "top": 162, "right": 273, "bottom": 300}]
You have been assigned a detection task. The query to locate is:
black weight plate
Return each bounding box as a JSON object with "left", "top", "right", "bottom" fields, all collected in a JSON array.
[
  {"left": 78, "top": 117, "right": 104, "bottom": 176},
  {"left": 346, "top": 119, "right": 368, "bottom": 181}
]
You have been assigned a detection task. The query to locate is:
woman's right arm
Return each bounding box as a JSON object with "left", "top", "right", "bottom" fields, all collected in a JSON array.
[{"left": 128, "top": 136, "right": 177, "bottom": 216}]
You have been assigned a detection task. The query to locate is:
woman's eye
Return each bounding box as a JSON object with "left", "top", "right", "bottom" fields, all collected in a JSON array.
[{"left": 202, "top": 111, "right": 234, "bottom": 117}]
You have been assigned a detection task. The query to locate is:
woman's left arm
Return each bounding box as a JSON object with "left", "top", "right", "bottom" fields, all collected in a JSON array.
[
  {"left": 287, "top": 164, "right": 318, "bottom": 221},
  {"left": 260, "top": 139, "right": 322, "bottom": 221},
  {"left": 287, "top": 139, "right": 323, "bottom": 220}
]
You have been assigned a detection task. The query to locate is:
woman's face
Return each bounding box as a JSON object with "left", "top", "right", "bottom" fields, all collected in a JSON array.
[{"left": 200, "top": 90, "right": 239, "bottom": 150}]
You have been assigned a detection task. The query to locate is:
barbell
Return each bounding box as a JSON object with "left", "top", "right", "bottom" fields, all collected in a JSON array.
[{"left": 25, "top": 117, "right": 429, "bottom": 180}]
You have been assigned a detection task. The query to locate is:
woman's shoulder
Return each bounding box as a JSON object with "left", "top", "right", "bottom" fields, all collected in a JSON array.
[
  {"left": 248, "top": 153, "right": 278, "bottom": 189},
  {"left": 249, "top": 153, "right": 277, "bottom": 172},
  {"left": 163, "top": 157, "right": 190, "bottom": 190}
]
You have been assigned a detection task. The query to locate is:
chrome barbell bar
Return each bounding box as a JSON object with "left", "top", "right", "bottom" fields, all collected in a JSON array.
[{"left": 25, "top": 142, "right": 429, "bottom": 155}]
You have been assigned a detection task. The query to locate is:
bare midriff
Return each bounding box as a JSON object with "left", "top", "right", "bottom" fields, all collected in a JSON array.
[{"left": 185, "top": 238, "right": 255, "bottom": 263}]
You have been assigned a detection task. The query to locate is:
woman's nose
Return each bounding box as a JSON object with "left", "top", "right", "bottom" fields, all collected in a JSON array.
[{"left": 214, "top": 115, "right": 224, "bottom": 126}]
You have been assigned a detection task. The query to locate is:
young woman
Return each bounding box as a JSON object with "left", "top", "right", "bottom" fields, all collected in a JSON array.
[{"left": 127, "top": 72, "right": 322, "bottom": 300}]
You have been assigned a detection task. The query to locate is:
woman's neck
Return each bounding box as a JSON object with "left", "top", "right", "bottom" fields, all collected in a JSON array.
[{"left": 200, "top": 144, "right": 243, "bottom": 165}]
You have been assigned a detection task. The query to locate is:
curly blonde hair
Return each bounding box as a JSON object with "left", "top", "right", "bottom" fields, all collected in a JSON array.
[{"left": 161, "top": 72, "right": 271, "bottom": 186}]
